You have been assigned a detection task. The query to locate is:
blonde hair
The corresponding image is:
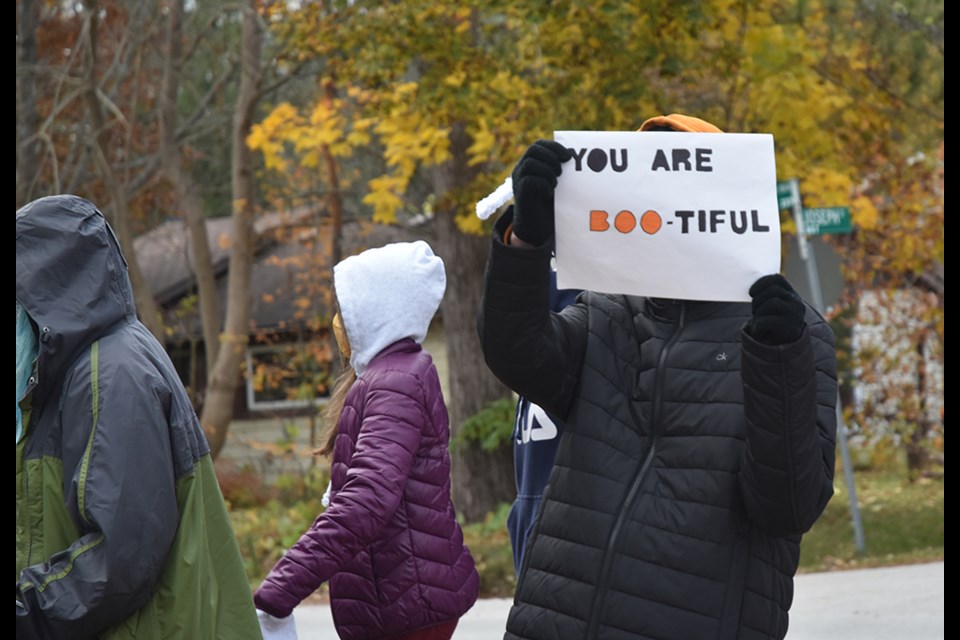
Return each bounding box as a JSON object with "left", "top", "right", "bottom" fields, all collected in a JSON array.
[{"left": 315, "top": 367, "right": 357, "bottom": 457}]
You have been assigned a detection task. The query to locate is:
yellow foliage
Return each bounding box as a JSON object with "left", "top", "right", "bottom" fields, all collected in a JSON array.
[
  {"left": 444, "top": 71, "right": 466, "bottom": 88},
  {"left": 363, "top": 175, "right": 407, "bottom": 224},
  {"left": 455, "top": 210, "right": 485, "bottom": 235},
  {"left": 801, "top": 168, "right": 854, "bottom": 208},
  {"left": 851, "top": 195, "right": 879, "bottom": 231},
  {"left": 467, "top": 120, "right": 496, "bottom": 167},
  {"left": 247, "top": 103, "right": 301, "bottom": 171},
  {"left": 254, "top": 0, "right": 941, "bottom": 292}
]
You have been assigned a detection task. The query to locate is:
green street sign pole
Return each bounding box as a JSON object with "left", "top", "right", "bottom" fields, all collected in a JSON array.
[
  {"left": 787, "top": 179, "right": 825, "bottom": 305},
  {"left": 780, "top": 178, "right": 866, "bottom": 555}
]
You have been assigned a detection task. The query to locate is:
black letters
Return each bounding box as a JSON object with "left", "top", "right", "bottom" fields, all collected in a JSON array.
[
  {"left": 610, "top": 148, "right": 628, "bottom": 172},
  {"left": 670, "top": 209, "right": 771, "bottom": 233},
  {"left": 570, "top": 147, "right": 586, "bottom": 171},
  {"left": 672, "top": 149, "right": 692, "bottom": 171},
  {"left": 695, "top": 148, "right": 713, "bottom": 172},
  {"left": 675, "top": 210, "right": 694, "bottom": 233},
  {"left": 573, "top": 147, "right": 629, "bottom": 172},
  {"left": 751, "top": 210, "right": 770, "bottom": 232},
  {"left": 587, "top": 149, "right": 608, "bottom": 172},
  {"left": 652, "top": 149, "right": 670, "bottom": 171},
  {"left": 709, "top": 210, "right": 725, "bottom": 232},
  {"left": 652, "top": 148, "right": 714, "bottom": 172},
  {"left": 731, "top": 210, "right": 748, "bottom": 234}
]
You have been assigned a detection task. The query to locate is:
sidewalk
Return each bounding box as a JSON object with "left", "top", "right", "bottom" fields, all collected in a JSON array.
[{"left": 292, "top": 561, "right": 944, "bottom": 639}]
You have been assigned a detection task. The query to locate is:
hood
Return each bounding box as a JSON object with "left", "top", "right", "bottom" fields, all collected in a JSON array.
[
  {"left": 334, "top": 241, "right": 445, "bottom": 375},
  {"left": 16, "top": 196, "right": 136, "bottom": 401}
]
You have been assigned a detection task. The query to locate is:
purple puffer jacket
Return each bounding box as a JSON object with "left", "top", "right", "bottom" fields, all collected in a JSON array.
[{"left": 255, "top": 339, "right": 479, "bottom": 639}]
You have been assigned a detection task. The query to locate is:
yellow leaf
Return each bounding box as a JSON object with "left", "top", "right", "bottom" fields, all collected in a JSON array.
[
  {"left": 851, "top": 195, "right": 879, "bottom": 230},
  {"left": 444, "top": 71, "right": 466, "bottom": 88},
  {"left": 455, "top": 210, "right": 485, "bottom": 235}
]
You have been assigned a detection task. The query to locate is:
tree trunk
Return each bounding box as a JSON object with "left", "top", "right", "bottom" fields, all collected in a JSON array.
[
  {"left": 320, "top": 75, "right": 345, "bottom": 377},
  {"left": 434, "top": 122, "right": 514, "bottom": 522},
  {"left": 17, "top": 0, "right": 40, "bottom": 208},
  {"left": 160, "top": 0, "right": 221, "bottom": 369},
  {"left": 81, "top": 0, "right": 164, "bottom": 342},
  {"left": 201, "top": 1, "right": 262, "bottom": 460},
  {"left": 319, "top": 77, "right": 344, "bottom": 268}
]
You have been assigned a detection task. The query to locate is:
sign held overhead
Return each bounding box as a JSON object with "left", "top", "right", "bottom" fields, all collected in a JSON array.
[{"left": 553, "top": 130, "right": 781, "bottom": 302}]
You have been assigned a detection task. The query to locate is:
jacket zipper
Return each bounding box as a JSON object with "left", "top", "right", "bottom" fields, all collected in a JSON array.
[{"left": 585, "top": 302, "right": 686, "bottom": 639}]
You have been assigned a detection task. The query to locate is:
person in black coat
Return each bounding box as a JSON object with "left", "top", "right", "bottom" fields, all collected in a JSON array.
[{"left": 478, "top": 114, "right": 838, "bottom": 640}]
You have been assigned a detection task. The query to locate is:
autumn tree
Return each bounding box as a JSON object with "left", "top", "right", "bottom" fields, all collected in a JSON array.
[
  {"left": 249, "top": 0, "right": 943, "bottom": 513},
  {"left": 159, "top": 0, "right": 225, "bottom": 369},
  {"left": 741, "top": 1, "right": 944, "bottom": 474},
  {"left": 16, "top": 0, "right": 251, "bottom": 344},
  {"left": 247, "top": 0, "right": 719, "bottom": 520},
  {"left": 15, "top": 1, "right": 166, "bottom": 335},
  {"left": 80, "top": 0, "right": 165, "bottom": 339}
]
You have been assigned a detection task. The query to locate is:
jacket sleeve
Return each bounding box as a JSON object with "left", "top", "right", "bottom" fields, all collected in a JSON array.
[
  {"left": 477, "top": 209, "right": 589, "bottom": 419},
  {"left": 254, "top": 373, "right": 423, "bottom": 618},
  {"left": 16, "top": 348, "right": 180, "bottom": 640},
  {"left": 738, "top": 310, "right": 838, "bottom": 537}
]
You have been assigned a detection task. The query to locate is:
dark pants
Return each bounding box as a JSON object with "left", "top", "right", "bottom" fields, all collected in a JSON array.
[{"left": 390, "top": 620, "right": 458, "bottom": 640}]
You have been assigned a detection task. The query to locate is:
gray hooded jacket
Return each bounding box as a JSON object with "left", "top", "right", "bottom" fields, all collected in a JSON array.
[{"left": 15, "top": 196, "right": 259, "bottom": 640}]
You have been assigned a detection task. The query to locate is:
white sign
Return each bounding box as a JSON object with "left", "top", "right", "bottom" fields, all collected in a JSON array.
[{"left": 553, "top": 131, "right": 781, "bottom": 302}]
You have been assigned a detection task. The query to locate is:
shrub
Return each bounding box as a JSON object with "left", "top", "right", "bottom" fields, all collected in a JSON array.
[{"left": 456, "top": 397, "right": 516, "bottom": 452}]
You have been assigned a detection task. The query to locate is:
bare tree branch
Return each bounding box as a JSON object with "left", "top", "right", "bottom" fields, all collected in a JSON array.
[
  {"left": 176, "top": 61, "right": 238, "bottom": 141},
  {"left": 255, "top": 58, "right": 310, "bottom": 101}
]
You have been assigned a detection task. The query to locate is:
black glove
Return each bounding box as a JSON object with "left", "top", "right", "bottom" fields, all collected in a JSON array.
[
  {"left": 746, "top": 274, "right": 806, "bottom": 345},
  {"left": 510, "top": 140, "right": 572, "bottom": 246}
]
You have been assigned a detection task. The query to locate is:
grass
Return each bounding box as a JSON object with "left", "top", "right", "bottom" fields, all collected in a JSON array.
[
  {"left": 461, "top": 503, "right": 517, "bottom": 597},
  {"left": 798, "top": 468, "right": 944, "bottom": 572},
  {"left": 459, "top": 468, "right": 944, "bottom": 596}
]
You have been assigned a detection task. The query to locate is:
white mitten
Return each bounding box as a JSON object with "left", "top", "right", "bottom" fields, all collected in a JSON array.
[{"left": 256, "top": 609, "right": 299, "bottom": 640}]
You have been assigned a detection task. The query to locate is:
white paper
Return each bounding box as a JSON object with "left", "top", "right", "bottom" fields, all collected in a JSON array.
[{"left": 553, "top": 131, "right": 781, "bottom": 302}]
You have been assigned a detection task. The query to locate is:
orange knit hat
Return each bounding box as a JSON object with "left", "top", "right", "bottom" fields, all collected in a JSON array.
[{"left": 638, "top": 114, "right": 723, "bottom": 133}]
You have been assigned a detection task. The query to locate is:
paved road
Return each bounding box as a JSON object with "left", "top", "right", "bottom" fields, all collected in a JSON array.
[{"left": 292, "top": 561, "right": 944, "bottom": 639}]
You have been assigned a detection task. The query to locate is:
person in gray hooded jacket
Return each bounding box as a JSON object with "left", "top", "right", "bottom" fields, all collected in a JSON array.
[{"left": 16, "top": 196, "right": 259, "bottom": 640}]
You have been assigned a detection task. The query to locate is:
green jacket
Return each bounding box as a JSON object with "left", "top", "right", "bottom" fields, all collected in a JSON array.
[{"left": 16, "top": 196, "right": 261, "bottom": 640}]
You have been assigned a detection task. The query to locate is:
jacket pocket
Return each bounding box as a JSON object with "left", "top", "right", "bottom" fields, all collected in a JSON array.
[
  {"left": 717, "top": 530, "right": 749, "bottom": 640},
  {"left": 364, "top": 547, "right": 385, "bottom": 604}
]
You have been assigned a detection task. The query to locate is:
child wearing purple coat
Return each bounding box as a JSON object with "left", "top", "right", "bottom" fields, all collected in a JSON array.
[{"left": 255, "top": 241, "right": 479, "bottom": 640}]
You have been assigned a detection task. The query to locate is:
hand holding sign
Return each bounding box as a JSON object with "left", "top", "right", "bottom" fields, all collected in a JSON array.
[
  {"left": 511, "top": 140, "right": 572, "bottom": 246},
  {"left": 746, "top": 274, "right": 805, "bottom": 345}
]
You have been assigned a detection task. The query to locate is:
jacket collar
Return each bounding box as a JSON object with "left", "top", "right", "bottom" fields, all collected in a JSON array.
[
  {"left": 644, "top": 297, "right": 750, "bottom": 323},
  {"left": 366, "top": 338, "right": 420, "bottom": 369}
]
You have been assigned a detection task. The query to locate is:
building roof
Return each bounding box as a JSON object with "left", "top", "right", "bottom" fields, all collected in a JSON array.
[{"left": 135, "top": 207, "right": 424, "bottom": 339}]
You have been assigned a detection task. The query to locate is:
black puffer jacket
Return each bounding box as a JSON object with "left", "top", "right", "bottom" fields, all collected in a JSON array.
[{"left": 478, "top": 221, "right": 837, "bottom": 640}]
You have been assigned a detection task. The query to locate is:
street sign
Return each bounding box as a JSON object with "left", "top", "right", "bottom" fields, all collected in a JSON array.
[
  {"left": 777, "top": 180, "right": 796, "bottom": 209},
  {"left": 803, "top": 206, "right": 852, "bottom": 235}
]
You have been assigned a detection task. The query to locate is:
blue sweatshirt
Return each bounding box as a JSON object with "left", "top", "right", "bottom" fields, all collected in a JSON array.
[{"left": 508, "top": 281, "right": 579, "bottom": 574}]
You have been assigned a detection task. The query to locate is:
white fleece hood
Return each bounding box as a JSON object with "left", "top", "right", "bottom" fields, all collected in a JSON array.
[{"left": 334, "top": 241, "right": 446, "bottom": 375}]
